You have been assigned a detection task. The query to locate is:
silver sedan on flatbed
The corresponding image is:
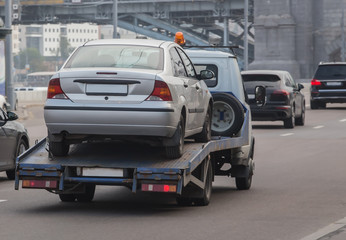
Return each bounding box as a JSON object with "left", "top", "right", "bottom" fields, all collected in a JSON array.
[{"left": 44, "top": 39, "right": 214, "bottom": 159}]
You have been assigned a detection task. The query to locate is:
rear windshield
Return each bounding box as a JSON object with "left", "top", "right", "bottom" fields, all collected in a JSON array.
[
  {"left": 242, "top": 74, "right": 280, "bottom": 82},
  {"left": 314, "top": 65, "right": 346, "bottom": 80},
  {"left": 64, "top": 45, "right": 164, "bottom": 70}
]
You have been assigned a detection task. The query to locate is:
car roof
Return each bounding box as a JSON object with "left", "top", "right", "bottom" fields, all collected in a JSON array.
[
  {"left": 83, "top": 39, "right": 171, "bottom": 48},
  {"left": 241, "top": 70, "right": 289, "bottom": 79},
  {"left": 185, "top": 49, "right": 236, "bottom": 58}
]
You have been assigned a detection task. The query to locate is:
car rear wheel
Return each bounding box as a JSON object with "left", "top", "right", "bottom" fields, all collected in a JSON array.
[
  {"left": 284, "top": 107, "right": 295, "bottom": 129},
  {"left": 235, "top": 157, "right": 254, "bottom": 190},
  {"left": 211, "top": 93, "right": 244, "bottom": 137},
  {"left": 76, "top": 183, "right": 96, "bottom": 202},
  {"left": 165, "top": 115, "right": 184, "bottom": 159},
  {"left": 295, "top": 104, "right": 305, "bottom": 126},
  {"left": 49, "top": 140, "right": 70, "bottom": 157},
  {"left": 194, "top": 106, "right": 212, "bottom": 143},
  {"left": 311, "top": 100, "right": 326, "bottom": 109},
  {"left": 6, "top": 139, "right": 28, "bottom": 180},
  {"left": 59, "top": 194, "right": 76, "bottom": 202}
]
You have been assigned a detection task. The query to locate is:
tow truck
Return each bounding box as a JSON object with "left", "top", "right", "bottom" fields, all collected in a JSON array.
[{"left": 14, "top": 34, "right": 255, "bottom": 206}]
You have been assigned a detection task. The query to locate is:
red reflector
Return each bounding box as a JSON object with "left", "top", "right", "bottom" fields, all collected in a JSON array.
[
  {"left": 146, "top": 80, "right": 172, "bottom": 101},
  {"left": 141, "top": 184, "right": 177, "bottom": 193},
  {"left": 22, "top": 180, "right": 58, "bottom": 189},
  {"left": 311, "top": 79, "right": 321, "bottom": 86}
]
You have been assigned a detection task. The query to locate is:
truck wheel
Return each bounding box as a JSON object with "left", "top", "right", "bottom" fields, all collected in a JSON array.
[
  {"left": 211, "top": 93, "right": 244, "bottom": 137},
  {"left": 295, "top": 104, "right": 305, "bottom": 126},
  {"left": 235, "top": 158, "right": 254, "bottom": 190},
  {"left": 165, "top": 115, "right": 184, "bottom": 159},
  {"left": 49, "top": 140, "right": 70, "bottom": 157},
  {"left": 194, "top": 106, "right": 212, "bottom": 143},
  {"left": 194, "top": 160, "right": 213, "bottom": 206},
  {"left": 6, "top": 139, "right": 28, "bottom": 180},
  {"left": 283, "top": 107, "right": 295, "bottom": 129},
  {"left": 59, "top": 194, "right": 76, "bottom": 202},
  {"left": 76, "top": 183, "right": 96, "bottom": 202}
]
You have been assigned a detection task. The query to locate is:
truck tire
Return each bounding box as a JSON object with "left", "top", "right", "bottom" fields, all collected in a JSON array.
[
  {"left": 194, "top": 160, "right": 213, "bottom": 206},
  {"left": 6, "top": 139, "right": 28, "bottom": 180},
  {"left": 49, "top": 140, "right": 70, "bottom": 157},
  {"left": 194, "top": 106, "right": 212, "bottom": 143},
  {"left": 235, "top": 157, "right": 254, "bottom": 190},
  {"left": 59, "top": 194, "right": 76, "bottom": 202},
  {"left": 165, "top": 115, "right": 184, "bottom": 159},
  {"left": 76, "top": 183, "right": 96, "bottom": 202},
  {"left": 211, "top": 93, "right": 244, "bottom": 137}
]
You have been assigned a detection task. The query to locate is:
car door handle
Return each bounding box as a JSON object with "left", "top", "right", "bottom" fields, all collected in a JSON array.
[
  {"left": 195, "top": 85, "right": 200, "bottom": 90},
  {"left": 184, "top": 84, "right": 188, "bottom": 88}
]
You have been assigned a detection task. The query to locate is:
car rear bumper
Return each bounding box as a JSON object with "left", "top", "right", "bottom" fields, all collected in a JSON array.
[
  {"left": 311, "top": 89, "right": 346, "bottom": 103},
  {"left": 44, "top": 102, "right": 179, "bottom": 138},
  {"left": 250, "top": 105, "right": 291, "bottom": 121}
]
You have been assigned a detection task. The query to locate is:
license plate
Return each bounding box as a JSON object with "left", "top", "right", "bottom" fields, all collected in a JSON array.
[
  {"left": 86, "top": 84, "right": 128, "bottom": 95},
  {"left": 80, "top": 168, "right": 123, "bottom": 177},
  {"left": 326, "top": 82, "right": 342, "bottom": 86}
]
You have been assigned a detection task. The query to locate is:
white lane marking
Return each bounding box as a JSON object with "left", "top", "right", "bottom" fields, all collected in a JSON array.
[
  {"left": 280, "top": 133, "right": 294, "bottom": 137},
  {"left": 300, "top": 217, "right": 346, "bottom": 240},
  {"left": 0, "top": 200, "right": 7, "bottom": 203},
  {"left": 313, "top": 125, "right": 324, "bottom": 129},
  {"left": 340, "top": 119, "right": 346, "bottom": 122}
]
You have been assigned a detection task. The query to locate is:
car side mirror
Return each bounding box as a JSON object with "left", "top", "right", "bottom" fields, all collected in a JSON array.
[
  {"left": 255, "top": 86, "right": 266, "bottom": 106},
  {"left": 199, "top": 69, "right": 215, "bottom": 80},
  {"left": 7, "top": 111, "right": 18, "bottom": 121},
  {"left": 298, "top": 83, "right": 304, "bottom": 91}
]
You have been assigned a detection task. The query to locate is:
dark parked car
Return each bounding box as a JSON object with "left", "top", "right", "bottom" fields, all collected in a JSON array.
[
  {"left": 0, "top": 108, "right": 29, "bottom": 179},
  {"left": 242, "top": 70, "right": 305, "bottom": 128},
  {"left": 310, "top": 62, "right": 346, "bottom": 109}
]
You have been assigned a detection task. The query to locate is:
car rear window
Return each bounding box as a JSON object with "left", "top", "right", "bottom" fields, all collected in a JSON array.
[
  {"left": 64, "top": 45, "right": 164, "bottom": 70},
  {"left": 314, "top": 65, "right": 346, "bottom": 80},
  {"left": 242, "top": 74, "right": 280, "bottom": 82}
]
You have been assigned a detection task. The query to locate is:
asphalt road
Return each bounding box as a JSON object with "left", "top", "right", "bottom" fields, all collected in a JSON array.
[{"left": 1, "top": 100, "right": 346, "bottom": 240}]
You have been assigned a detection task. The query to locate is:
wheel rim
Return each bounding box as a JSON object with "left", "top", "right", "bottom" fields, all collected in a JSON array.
[
  {"left": 212, "top": 101, "right": 235, "bottom": 132},
  {"left": 18, "top": 143, "right": 27, "bottom": 156}
]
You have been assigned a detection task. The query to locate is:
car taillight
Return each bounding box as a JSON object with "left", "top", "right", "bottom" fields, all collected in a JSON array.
[
  {"left": 311, "top": 79, "right": 322, "bottom": 86},
  {"left": 146, "top": 80, "right": 173, "bottom": 101},
  {"left": 270, "top": 90, "right": 289, "bottom": 101},
  {"left": 47, "top": 78, "right": 68, "bottom": 99}
]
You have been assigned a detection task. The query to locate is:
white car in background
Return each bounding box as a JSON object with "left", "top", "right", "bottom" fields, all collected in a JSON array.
[{"left": 44, "top": 39, "right": 214, "bottom": 159}]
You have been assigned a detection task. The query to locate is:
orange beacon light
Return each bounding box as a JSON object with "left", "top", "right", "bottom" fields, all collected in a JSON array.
[{"left": 174, "top": 32, "right": 186, "bottom": 46}]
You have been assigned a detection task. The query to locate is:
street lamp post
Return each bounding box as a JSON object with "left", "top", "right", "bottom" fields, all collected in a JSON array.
[
  {"left": 244, "top": 0, "right": 249, "bottom": 70},
  {"left": 113, "top": 0, "right": 118, "bottom": 39},
  {"left": 5, "top": 0, "right": 14, "bottom": 110}
]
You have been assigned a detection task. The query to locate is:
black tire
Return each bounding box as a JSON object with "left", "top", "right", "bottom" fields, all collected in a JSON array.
[
  {"left": 6, "top": 139, "right": 28, "bottom": 180},
  {"left": 176, "top": 197, "right": 193, "bottom": 206},
  {"left": 76, "top": 183, "right": 96, "bottom": 202},
  {"left": 59, "top": 194, "right": 76, "bottom": 202},
  {"left": 165, "top": 115, "right": 184, "bottom": 159},
  {"left": 235, "top": 158, "right": 254, "bottom": 190},
  {"left": 211, "top": 93, "right": 244, "bottom": 137},
  {"left": 283, "top": 107, "right": 295, "bottom": 129},
  {"left": 310, "top": 100, "right": 319, "bottom": 109},
  {"left": 194, "top": 160, "right": 213, "bottom": 206},
  {"left": 194, "top": 106, "right": 212, "bottom": 143},
  {"left": 319, "top": 102, "right": 326, "bottom": 109},
  {"left": 49, "top": 140, "right": 70, "bottom": 157},
  {"left": 295, "top": 103, "right": 305, "bottom": 126}
]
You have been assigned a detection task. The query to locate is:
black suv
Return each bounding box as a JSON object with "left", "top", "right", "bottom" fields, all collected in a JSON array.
[{"left": 310, "top": 62, "right": 346, "bottom": 109}]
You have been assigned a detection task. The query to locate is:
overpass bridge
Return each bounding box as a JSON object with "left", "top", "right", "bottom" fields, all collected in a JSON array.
[{"left": 0, "top": 0, "right": 254, "bottom": 60}]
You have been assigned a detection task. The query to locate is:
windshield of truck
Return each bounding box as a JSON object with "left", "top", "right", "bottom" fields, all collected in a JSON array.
[{"left": 64, "top": 45, "right": 164, "bottom": 70}]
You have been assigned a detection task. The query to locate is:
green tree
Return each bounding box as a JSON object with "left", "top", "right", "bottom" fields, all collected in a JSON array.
[{"left": 15, "top": 48, "right": 45, "bottom": 72}]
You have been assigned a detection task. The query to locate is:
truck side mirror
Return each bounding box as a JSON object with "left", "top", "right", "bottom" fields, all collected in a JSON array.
[
  {"left": 255, "top": 86, "right": 266, "bottom": 106},
  {"left": 199, "top": 69, "right": 215, "bottom": 80}
]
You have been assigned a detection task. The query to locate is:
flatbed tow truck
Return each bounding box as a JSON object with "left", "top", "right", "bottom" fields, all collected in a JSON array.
[{"left": 14, "top": 45, "right": 255, "bottom": 206}]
